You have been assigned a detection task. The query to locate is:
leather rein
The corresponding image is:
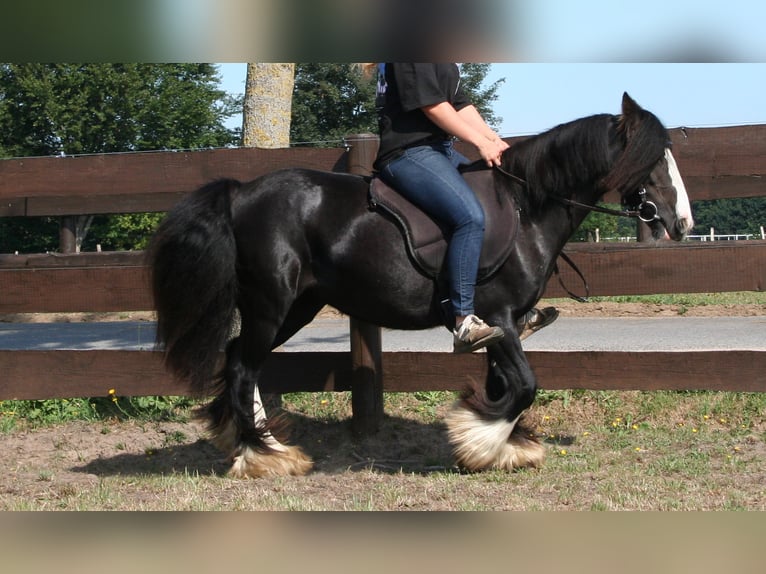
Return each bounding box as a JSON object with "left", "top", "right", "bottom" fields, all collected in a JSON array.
[{"left": 493, "top": 164, "right": 660, "bottom": 224}]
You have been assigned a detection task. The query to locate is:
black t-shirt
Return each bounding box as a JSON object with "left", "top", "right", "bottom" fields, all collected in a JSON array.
[{"left": 374, "top": 63, "right": 471, "bottom": 170}]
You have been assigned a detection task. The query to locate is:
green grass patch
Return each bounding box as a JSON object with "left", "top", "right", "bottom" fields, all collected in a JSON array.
[
  {"left": 0, "top": 395, "right": 199, "bottom": 432},
  {"left": 2, "top": 388, "right": 764, "bottom": 510},
  {"left": 544, "top": 291, "right": 766, "bottom": 306}
]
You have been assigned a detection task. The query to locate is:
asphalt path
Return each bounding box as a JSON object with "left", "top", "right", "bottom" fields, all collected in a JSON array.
[{"left": 1, "top": 316, "right": 765, "bottom": 352}]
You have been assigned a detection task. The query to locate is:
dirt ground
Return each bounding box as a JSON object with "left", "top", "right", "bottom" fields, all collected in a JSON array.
[
  {"left": 2, "top": 297, "right": 764, "bottom": 325},
  {"left": 1, "top": 301, "right": 764, "bottom": 510}
]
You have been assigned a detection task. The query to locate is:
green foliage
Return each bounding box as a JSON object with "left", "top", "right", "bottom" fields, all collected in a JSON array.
[
  {"left": 0, "top": 216, "right": 60, "bottom": 253},
  {"left": 458, "top": 63, "right": 505, "bottom": 130},
  {"left": 83, "top": 213, "right": 164, "bottom": 251},
  {"left": 290, "top": 63, "right": 505, "bottom": 146},
  {"left": 691, "top": 197, "right": 766, "bottom": 236},
  {"left": 570, "top": 203, "right": 638, "bottom": 241},
  {"left": 0, "top": 63, "right": 241, "bottom": 253},
  {"left": 291, "top": 63, "right": 377, "bottom": 146},
  {"left": 572, "top": 205, "right": 619, "bottom": 241},
  {"left": 0, "top": 395, "right": 198, "bottom": 432},
  {"left": 0, "top": 63, "right": 240, "bottom": 157}
]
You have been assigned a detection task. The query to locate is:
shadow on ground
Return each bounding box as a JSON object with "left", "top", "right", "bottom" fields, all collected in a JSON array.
[{"left": 71, "top": 412, "right": 458, "bottom": 478}]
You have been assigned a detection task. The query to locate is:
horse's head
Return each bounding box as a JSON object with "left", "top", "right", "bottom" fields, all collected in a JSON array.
[
  {"left": 609, "top": 93, "right": 694, "bottom": 241},
  {"left": 623, "top": 147, "right": 694, "bottom": 240}
]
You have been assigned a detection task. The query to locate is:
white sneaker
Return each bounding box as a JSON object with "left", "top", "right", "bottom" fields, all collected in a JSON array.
[
  {"left": 453, "top": 314, "right": 505, "bottom": 353},
  {"left": 517, "top": 306, "right": 559, "bottom": 341}
]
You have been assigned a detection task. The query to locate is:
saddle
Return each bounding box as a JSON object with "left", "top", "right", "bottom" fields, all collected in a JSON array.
[{"left": 368, "top": 166, "right": 519, "bottom": 282}]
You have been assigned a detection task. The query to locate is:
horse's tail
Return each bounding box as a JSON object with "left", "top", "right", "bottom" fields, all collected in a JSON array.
[{"left": 147, "top": 179, "right": 241, "bottom": 396}]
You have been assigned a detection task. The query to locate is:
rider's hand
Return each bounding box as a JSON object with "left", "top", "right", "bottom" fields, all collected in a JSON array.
[{"left": 478, "top": 137, "right": 509, "bottom": 168}]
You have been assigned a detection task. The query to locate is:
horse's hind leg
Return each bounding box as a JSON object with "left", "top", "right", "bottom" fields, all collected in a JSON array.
[{"left": 205, "top": 337, "right": 312, "bottom": 478}]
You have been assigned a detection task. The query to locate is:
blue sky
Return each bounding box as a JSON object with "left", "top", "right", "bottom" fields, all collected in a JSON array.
[
  {"left": 218, "top": 63, "right": 765, "bottom": 138},
  {"left": 484, "top": 63, "right": 766, "bottom": 136},
  {"left": 514, "top": 2, "right": 766, "bottom": 63}
]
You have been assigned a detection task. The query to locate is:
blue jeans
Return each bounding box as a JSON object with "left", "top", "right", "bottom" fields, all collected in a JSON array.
[{"left": 379, "top": 140, "right": 485, "bottom": 317}]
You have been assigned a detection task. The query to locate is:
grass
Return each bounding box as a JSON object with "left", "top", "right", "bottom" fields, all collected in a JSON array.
[
  {"left": 0, "top": 395, "right": 199, "bottom": 433},
  {"left": 2, "top": 388, "right": 763, "bottom": 510},
  {"left": 550, "top": 291, "right": 766, "bottom": 306}
]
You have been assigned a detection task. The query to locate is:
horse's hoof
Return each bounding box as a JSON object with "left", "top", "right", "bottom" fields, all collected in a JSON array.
[
  {"left": 229, "top": 443, "right": 314, "bottom": 478},
  {"left": 445, "top": 403, "right": 546, "bottom": 472}
]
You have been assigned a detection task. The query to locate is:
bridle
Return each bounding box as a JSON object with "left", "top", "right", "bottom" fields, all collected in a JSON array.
[
  {"left": 554, "top": 188, "right": 660, "bottom": 223},
  {"left": 493, "top": 164, "right": 661, "bottom": 223}
]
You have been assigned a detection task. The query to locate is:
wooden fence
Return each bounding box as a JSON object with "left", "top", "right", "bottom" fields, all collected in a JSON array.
[{"left": 1, "top": 126, "right": 765, "bottom": 431}]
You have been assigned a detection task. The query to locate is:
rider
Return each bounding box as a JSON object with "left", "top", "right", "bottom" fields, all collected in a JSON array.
[
  {"left": 368, "top": 63, "right": 559, "bottom": 351},
  {"left": 371, "top": 63, "right": 509, "bottom": 353}
]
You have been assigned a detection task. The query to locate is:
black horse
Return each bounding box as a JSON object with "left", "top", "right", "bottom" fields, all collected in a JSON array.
[{"left": 149, "top": 93, "right": 693, "bottom": 477}]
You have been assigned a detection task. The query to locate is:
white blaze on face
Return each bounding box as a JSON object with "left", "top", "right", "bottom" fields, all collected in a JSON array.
[{"left": 665, "top": 148, "right": 694, "bottom": 233}]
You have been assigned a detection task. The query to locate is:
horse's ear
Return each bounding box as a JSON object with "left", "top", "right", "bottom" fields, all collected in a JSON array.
[
  {"left": 621, "top": 92, "right": 642, "bottom": 118},
  {"left": 618, "top": 92, "right": 643, "bottom": 136}
]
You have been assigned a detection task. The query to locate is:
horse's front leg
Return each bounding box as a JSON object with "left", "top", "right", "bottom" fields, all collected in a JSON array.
[{"left": 445, "top": 326, "right": 547, "bottom": 471}]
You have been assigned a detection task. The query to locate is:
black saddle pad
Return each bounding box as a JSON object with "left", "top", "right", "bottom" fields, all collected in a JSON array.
[{"left": 369, "top": 167, "right": 519, "bottom": 282}]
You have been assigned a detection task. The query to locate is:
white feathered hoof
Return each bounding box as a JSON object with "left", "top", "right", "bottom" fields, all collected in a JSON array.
[
  {"left": 206, "top": 417, "right": 313, "bottom": 478},
  {"left": 445, "top": 402, "right": 546, "bottom": 472},
  {"left": 228, "top": 442, "right": 314, "bottom": 478}
]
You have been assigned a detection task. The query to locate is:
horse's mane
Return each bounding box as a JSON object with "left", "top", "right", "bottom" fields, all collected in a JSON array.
[{"left": 501, "top": 107, "right": 669, "bottom": 214}]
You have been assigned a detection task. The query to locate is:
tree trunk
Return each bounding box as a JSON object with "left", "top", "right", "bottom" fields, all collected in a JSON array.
[
  {"left": 240, "top": 63, "right": 295, "bottom": 412},
  {"left": 241, "top": 63, "right": 295, "bottom": 148}
]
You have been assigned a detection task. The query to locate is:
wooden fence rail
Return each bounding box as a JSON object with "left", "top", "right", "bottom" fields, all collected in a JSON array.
[
  {"left": 3, "top": 349, "right": 764, "bottom": 402},
  {"left": 3, "top": 125, "right": 765, "bottom": 214},
  {"left": 1, "top": 126, "right": 765, "bottom": 414},
  {"left": 1, "top": 240, "right": 764, "bottom": 315}
]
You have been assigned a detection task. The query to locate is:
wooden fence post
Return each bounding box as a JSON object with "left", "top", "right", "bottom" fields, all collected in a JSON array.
[{"left": 344, "top": 133, "right": 384, "bottom": 435}]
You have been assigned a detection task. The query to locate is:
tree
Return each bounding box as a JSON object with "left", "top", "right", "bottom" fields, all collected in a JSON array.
[
  {"left": 0, "top": 64, "right": 241, "bottom": 253},
  {"left": 0, "top": 64, "right": 239, "bottom": 157},
  {"left": 691, "top": 198, "right": 766, "bottom": 237},
  {"left": 571, "top": 207, "right": 620, "bottom": 242},
  {"left": 290, "top": 63, "right": 504, "bottom": 146},
  {"left": 242, "top": 63, "right": 295, "bottom": 148},
  {"left": 239, "top": 63, "right": 297, "bottom": 409},
  {"left": 458, "top": 63, "right": 505, "bottom": 131},
  {"left": 291, "top": 63, "right": 376, "bottom": 146}
]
